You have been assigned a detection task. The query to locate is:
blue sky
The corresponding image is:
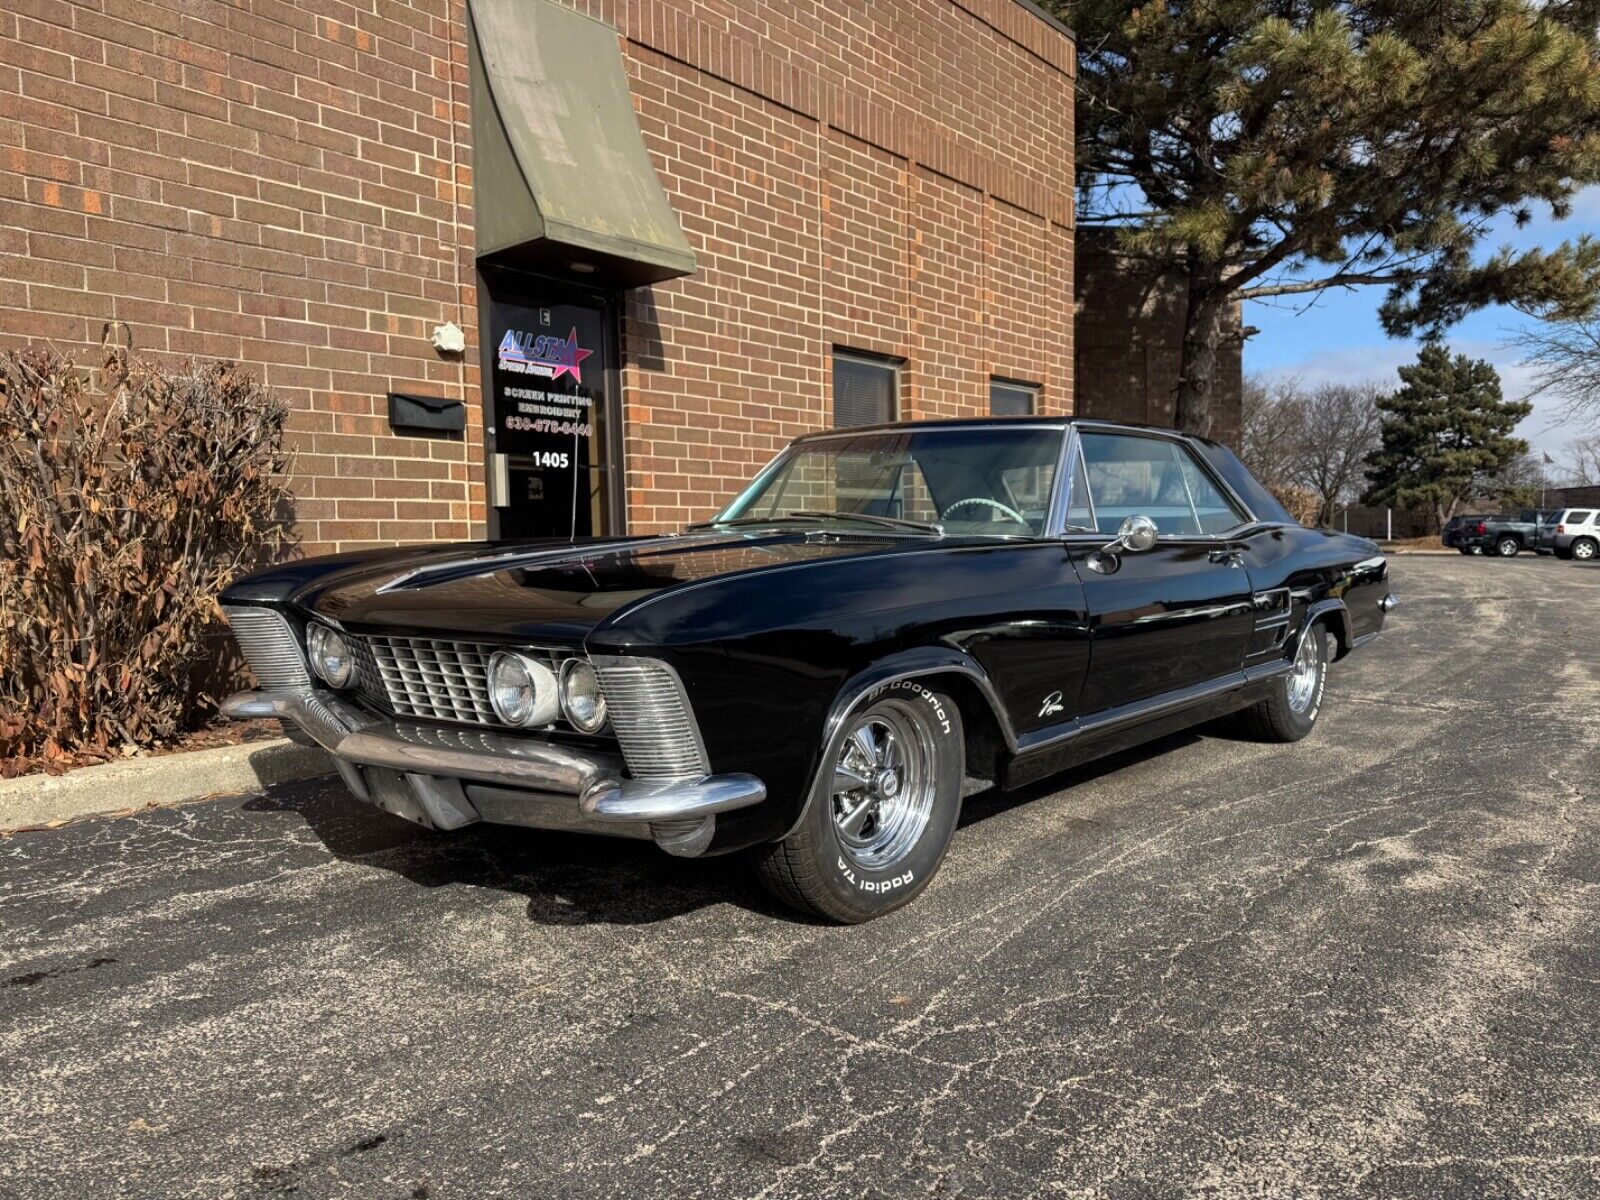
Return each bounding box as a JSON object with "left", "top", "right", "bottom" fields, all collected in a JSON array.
[{"left": 1246, "top": 187, "right": 1600, "bottom": 470}]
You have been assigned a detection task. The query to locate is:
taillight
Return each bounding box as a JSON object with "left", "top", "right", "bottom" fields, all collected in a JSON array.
[
  {"left": 1558, "top": 524, "right": 1566, "bottom": 534},
  {"left": 1475, "top": 522, "right": 1486, "bottom": 534}
]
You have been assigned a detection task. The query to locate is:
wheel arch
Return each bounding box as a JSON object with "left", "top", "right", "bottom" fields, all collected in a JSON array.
[
  {"left": 777, "top": 646, "right": 1014, "bottom": 843},
  {"left": 1303, "top": 598, "right": 1353, "bottom": 660}
]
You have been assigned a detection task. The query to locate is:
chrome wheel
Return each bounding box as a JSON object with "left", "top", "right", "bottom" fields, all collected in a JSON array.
[
  {"left": 831, "top": 700, "right": 937, "bottom": 870},
  {"left": 1575, "top": 540, "right": 1597, "bottom": 560},
  {"left": 1286, "top": 628, "right": 1323, "bottom": 716}
]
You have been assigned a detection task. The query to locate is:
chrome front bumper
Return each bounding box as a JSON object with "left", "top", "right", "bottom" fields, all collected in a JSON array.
[{"left": 222, "top": 688, "right": 766, "bottom": 857}]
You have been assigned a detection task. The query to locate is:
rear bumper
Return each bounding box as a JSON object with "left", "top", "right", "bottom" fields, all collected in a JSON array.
[{"left": 221, "top": 688, "right": 766, "bottom": 857}]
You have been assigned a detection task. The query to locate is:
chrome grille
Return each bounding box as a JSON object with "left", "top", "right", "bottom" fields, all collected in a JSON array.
[
  {"left": 354, "top": 635, "right": 501, "bottom": 725},
  {"left": 594, "top": 656, "right": 708, "bottom": 779},
  {"left": 225, "top": 606, "right": 309, "bottom": 690}
]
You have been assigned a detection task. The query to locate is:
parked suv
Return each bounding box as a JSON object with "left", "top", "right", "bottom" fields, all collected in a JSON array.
[
  {"left": 1538, "top": 508, "right": 1600, "bottom": 560},
  {"left": 1444, "top": 511, "right": 1552, "bottom": 556}
]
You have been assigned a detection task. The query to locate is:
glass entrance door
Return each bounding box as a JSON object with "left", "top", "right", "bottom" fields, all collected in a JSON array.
[{"left": 482, "top": 271, "right": 622, "bottom": 539}]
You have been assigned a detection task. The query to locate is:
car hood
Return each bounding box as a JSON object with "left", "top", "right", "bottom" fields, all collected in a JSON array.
[{"left": 292, "top": 530, "right": 922, "bottom": 642}]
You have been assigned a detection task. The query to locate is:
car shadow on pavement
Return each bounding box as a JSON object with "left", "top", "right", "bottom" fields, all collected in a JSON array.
[
  {"left": 243, "top": 782, "right": 795, "bottom": 927},
  {"left": 246, "top": 722, "right": 1243, "bottom": 927},
  {"left": 957, "top": 729, "right": 1204, "bottom": 830}
]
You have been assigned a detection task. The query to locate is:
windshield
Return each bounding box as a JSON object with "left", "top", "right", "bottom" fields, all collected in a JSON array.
[{"left": 713, "top": 427, "right": 1064, "bottom": 536}]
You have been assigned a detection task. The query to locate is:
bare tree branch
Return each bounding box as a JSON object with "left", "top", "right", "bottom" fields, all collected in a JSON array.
[{"left": 1236, "top": 272, "right": 1421, "bottom": 301}]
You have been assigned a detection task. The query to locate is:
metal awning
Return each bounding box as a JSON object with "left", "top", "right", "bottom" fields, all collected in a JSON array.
[{"left": 468, "top": 0, "right": 696, "bottom": 288}]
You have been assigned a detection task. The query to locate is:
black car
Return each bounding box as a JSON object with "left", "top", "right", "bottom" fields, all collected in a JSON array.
[
  {"left": 1442, "top": 511, "right": 1553, "bottom": 556},
  {"left": 221, "top": 419, "right": 1394, "bottom": 922}
]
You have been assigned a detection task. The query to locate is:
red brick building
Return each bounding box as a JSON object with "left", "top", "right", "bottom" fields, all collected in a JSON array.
[
  {"left": 0, "top": 0, "right": 1076, "bottom": 553},
  {"left": 1073, "top": 229, "right": 1244, "bottom": 448}
]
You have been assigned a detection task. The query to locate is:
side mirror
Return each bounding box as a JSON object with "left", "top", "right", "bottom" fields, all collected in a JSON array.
[{"left": 1111, "top": 514, "right": 1158, "bottom": 554}]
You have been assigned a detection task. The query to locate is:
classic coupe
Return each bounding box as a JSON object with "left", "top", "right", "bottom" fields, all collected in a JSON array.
[{"left": 221, "top": 419, "right": 1395, "bottom": 921}]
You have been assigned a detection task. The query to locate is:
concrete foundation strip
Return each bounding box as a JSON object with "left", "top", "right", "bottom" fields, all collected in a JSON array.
[{"left": 0, "top": 740, "right": 332, "bottom": 835}]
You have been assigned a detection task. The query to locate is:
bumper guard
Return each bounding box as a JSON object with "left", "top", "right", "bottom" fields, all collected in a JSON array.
[{"left": 222, "top": 688, "right": 765, "bottom": 857}]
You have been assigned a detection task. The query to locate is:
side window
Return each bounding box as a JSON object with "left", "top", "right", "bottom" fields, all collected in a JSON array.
[
  {"left": 1175, "top": 445, "right": 1249, "bottom": 534},
  {"left": 1000, "top": 459, "right": 1057, "bottom": 518},
  {"left": 1570, "top": 510, "right": 1594, "bottom": 525},
  {"left": 1075, "top": 433, "right": 1246, "bottom": 537},
  {"left": 1065, "top": 452, "right": 1095, "bottom": 531},
  {"left": 884, "top": 459, "right": 940, "bottom": 525}
]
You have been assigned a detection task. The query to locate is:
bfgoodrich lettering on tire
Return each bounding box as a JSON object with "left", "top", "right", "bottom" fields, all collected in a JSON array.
[{"left": 754, "top": 680, "right": 964, "bottom": 923}]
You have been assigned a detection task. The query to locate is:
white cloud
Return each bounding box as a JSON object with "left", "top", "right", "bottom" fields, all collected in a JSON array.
[
  {"left": 1253, "top": 338, "right": 1589, "bottom": 462},
  {"left": 1557, "top": 183, "right": 1600, "bottom": 225}
]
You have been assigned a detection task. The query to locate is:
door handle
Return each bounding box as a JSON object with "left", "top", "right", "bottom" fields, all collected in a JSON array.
[{"left": 1208, "top": 547, "right": 1244, "bottom": 568}]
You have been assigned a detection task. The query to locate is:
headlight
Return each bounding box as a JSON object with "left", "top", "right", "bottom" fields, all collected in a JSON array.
[
  {"left": 559, "top": 658, "right": 608, "bottom": 733},
  {"left": 488, "top": 651, "right": 559, "bottom": 727},
  {"left": 306, "top": 622, "right": 353, "bottom": 688}
]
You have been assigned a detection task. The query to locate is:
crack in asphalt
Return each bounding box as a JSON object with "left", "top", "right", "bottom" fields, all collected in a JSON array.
[{"left": 1, "top": 558, "right": 1597, "bottom": 1198}]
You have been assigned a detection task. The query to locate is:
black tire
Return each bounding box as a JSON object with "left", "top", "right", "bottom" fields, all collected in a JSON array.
[
  {"left": 1495, "top": 536, "right": 1520, "bottom": 557},
  {"left": 1573, "top": 537, "right": 1598, "bottom": 562},
  {"left": 1237, "top": 624, "right": 1329, "bottom": 743},
  {"left": 1457, "top": 547, "right": 1474, "bottom": 555},
  {"left": 754, "top": 680, "right": 964, "bottom": 923}
]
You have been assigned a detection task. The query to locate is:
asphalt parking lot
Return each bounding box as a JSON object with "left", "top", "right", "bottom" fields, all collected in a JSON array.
[{"left": 2, "top": 556, "right": 1597, "bottom": 1199}]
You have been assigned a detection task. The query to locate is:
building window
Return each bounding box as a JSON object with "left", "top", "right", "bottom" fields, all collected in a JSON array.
[
  {"left": 990, "top": 379, "right": 1038, "bottom": 416},
  {"left": 833, "top": 350, "right": 899, "bottom": 427}
]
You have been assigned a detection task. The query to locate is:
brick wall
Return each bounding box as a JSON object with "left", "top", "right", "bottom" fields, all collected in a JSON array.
[
  {"left": 1074, "top": 228, "right": 1243, "bottom": 448},
  {"left": 0, "top": 0, "right": 481, "bottom": 556},
  {"left": 603, "top": 0, "right": 1077, "bottom": 530},
  {"left": 1, "top": 0, "right": 1074, "bottom": 548}
]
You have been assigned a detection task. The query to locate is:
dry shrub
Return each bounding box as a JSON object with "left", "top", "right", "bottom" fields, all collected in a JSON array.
[
  {"left": 1267, "top": 481, "right": 1320, "bottom": 526},
  {"left": 1, "top": 346, "right": 291, "bottom": 773}
]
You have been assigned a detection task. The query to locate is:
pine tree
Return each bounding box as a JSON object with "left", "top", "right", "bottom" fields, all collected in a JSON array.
[
  {"left": 1362, "top": 342, "right": 1531, "bottom": 528},
  {"left": 1052, "top": 1, "right": 1600, "bottom": 435}
]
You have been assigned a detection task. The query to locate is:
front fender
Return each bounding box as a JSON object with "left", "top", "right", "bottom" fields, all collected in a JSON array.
[
  {"left": 819, "top": 645, "right": 1017, "bottom": 755},
  {"left": 683, "top": 640, "right": 1012, "bottom": 854},
  {"left": 772, "top": 645, "right": 1014, "bottom": 845}
]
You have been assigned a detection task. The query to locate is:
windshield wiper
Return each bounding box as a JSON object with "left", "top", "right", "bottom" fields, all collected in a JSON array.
[
  {"left": 685, "top": 513, "right": 831, "bottom": 531},
  {"left": 787, "top": 509, "right": 944, "bottom": 535},
  {"left": 687, "top": 510, "right": 943, "bottom": 535}
]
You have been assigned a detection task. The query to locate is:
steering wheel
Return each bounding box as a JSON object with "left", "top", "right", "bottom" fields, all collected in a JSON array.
[{"left": 941, "top": 497, "right": 1030, "bottom": 528}]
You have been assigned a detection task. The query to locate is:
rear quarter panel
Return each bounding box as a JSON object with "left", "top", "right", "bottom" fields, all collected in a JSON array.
[{"left": 1238, "top": 525, "right": 1388, "bottom": 645}]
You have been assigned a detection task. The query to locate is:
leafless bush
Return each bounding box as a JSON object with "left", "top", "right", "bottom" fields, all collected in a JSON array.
[
  {"left": 0, "top": 346, "right": 291, "bottom": 773},
  {"left": 1266, "top": 481, "right": 1321, "bottom": 527}
]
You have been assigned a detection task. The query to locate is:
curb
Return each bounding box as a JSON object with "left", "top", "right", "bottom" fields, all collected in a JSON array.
[{"left": 0, "top": 739, "right": 333, "bottom": 834}]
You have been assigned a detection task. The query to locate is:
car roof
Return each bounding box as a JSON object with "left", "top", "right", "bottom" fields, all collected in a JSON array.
[{"left": 791, "top": 416, "right": 1208, "bottom": 443}]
